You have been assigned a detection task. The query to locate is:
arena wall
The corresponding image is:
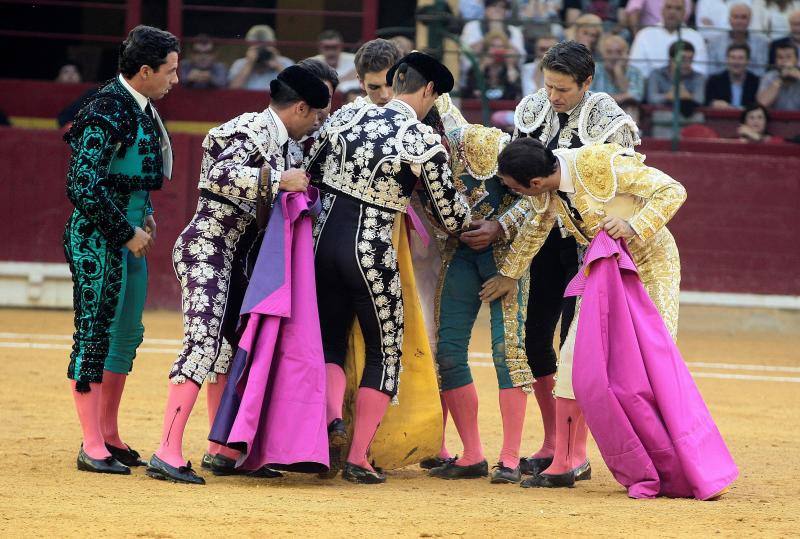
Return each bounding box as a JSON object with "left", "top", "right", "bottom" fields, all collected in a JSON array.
[{"left": 1, "top": 126, "right": 798, "bottom": 309}]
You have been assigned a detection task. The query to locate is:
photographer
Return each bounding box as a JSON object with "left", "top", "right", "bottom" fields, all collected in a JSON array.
[
  {"left": 463, "top": 30, "right": 522, "bottom": 100},
  {"left": 180, "top": 35, "right": 227, "bottom": 89},
  {"left": 229, "top": 25, "right": 294, "bottom": 90},
  {"left": 757, "top": 42, "right": 800, "bottom": 110}
]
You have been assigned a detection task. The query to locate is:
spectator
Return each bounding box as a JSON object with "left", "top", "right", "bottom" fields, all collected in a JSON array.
[
  {"left": 56, "top": 64, "right": 98, "bottom": 128},
  {"left": 312, "top": 30, "right": 356, "bottom": 85},
  {"left": 228, "top": 25, "right": 294, "bottom": 90},
  {"left": 737, "top": 103, "right": 785, "bottom": 141},
  {"left": 757, "top": 41, "right": 800, "bottom": 108},
  {"left": 460, "top": 0, "right": 527, "bottom": 60},
  {"left": 179, "top": 35, "right": 227, "bottom": 89},
  {"left": 695, "top": 0, "right": 731, "bottom": 40},
  {"left": 463, "top": 30, "right": 523, "bottom": 100},
  {"left": 389, "top": 35, "right": 415, "bottom": 56},
  {"left": 460, "top": 0, "right": 485, "bottom": 19},
  {"left": 521, "top": 34, "right": 559, "bottom": 95},
  {"left": 593, "top": 34, "right": 646, "bottom": 103},
  {"left": 565, "top": 14, "right": 603, "bottom": 58},
  {"left": 768, "top": 10, "right": 800, "bottom": 66},
  {"left": 519, "top": 0, "right": 565, "bottom": 51},
  {"left": 564, "top": 0, "right": 628, "bottom": 34},
  {"left": 752, "top": 0, "right": 800, "bottom": 40},
  {"left": 630, "top": 0, "right": 709, "bottom": 77},
  {"left": 519, "top": 0, "right": 562, "bottom": 23},
  {"left": 55, "top": 63, "right": 83, "bottom": 84},
  {"left": 625, "top": 0, "right": 691, "bottom": 32},
  {"left": 708, "top": 4, "right": 770, "bottom": 75},
  {"left": 647, "top": 40, "right": 706, "bottom": 109},
  {"left": 706, "top": 43, "right": 761, "bottom": 108}
]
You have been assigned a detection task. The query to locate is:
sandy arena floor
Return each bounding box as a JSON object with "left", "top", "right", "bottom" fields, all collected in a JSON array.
[{"left": 1, "top": 305, "right": 798, "bottom": 537}]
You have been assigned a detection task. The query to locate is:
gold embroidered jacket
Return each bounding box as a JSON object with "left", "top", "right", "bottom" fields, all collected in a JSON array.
[
  {"left": 500, "top": 144, "right": 687, "bottom": 280},
  {"left": 433, "top": 94, "right": 538, "bottom": 242},
  {"left": 497, "top": 90, "right": 642, "bottom": 240}
]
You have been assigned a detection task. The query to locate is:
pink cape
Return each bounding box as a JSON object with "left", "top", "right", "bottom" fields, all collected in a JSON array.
[
  {"left": 566, "top": 231, "right": 738, "bottom": 499},
  {"left": 209, "top": 189, "right": 328, "bottom": 473}
]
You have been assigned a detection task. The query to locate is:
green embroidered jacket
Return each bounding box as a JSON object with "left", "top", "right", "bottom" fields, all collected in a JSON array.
[{"left": 64, "top": 78, "right": 165, "bottom": 248}]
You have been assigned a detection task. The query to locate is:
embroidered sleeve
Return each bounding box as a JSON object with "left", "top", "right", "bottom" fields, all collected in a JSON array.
[
  {"left": 435, "top": 93, "right": 469, "bottom": 133},
  {"left": 604, "top": 123, "right": 640, "bottom": 148},
  {"left": 202, "top": 132, "right": 265, "bottom": 203},
  {"left": 579, "top": 92, "right": 641, "bottom": 148},
  {"left": 496, "top": 195, "right": 534, "bottom": 240},
  {"left": 498, "top": 195, "right": 557, "bottom": 279},
  {"left": 419, "top": 148, "right": 471, "bottom": 234},
  {"left": 615, "top": 154, "right": 687, "bottom": 242},
  {"left": 304, "top": 128, "right": 332, "bottom": 188},
  {"left": 66, "top": 124, "right": 136, "bottom": 248}
]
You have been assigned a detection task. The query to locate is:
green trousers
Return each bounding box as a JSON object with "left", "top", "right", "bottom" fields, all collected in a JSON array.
[
  {"left": 66, "top": 191, "right": 148, "bottom": 388},
  {"left": 435, "top": 244, "right": 532, "bottom": 391}
]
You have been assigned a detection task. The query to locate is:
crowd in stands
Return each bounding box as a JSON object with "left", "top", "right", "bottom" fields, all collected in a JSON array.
[
  {"left": 35, "top": 0, "right": 800, "bottom": 142},
  {"left": 458, "top": 0, "right": 800, "bottom": 141}
]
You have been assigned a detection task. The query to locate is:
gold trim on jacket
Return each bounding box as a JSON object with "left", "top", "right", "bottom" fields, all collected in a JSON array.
[{"left": 499, "top": 143, "right": 687, "bottom": 279}]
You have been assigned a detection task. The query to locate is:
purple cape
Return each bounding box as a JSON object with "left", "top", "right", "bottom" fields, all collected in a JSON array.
[
  {"left": 566, "top": 232, "right": 738, "bottom": 499},
  {"left": 209, "top": 188, "right": 328, "bottom": 473}
]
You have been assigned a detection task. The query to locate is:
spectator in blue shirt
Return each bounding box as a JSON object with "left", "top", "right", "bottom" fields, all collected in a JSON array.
[{"left": 593, "top": 34, "right": 645, "bottom": 104}]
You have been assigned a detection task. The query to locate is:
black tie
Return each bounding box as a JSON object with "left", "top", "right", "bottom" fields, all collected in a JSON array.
[
  {"left": 547, "top": 112, "right": 570, "bottom": 150},
  {"left": 281, "top": 141, "right": 290, "bottom": 166},
  {"left": 557, "top": 190, "right": 582, "bottom": 222},
  {"left": 145, "top": 102, "right": 161, "bottom": 143}
]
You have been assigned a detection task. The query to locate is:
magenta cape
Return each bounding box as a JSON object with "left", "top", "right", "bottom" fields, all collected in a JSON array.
[
  {"left": 566, "top": 232, "right": 738, "bottom": 499},
  {"left": 209, "top": 189, "right": 328, "bottom": 473}
]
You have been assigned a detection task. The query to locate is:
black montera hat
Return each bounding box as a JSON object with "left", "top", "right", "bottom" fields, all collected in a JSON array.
[
  {"left": 271, "top": 65, "right": 330, "bottom": 109},
  {"left": 385, "top": 51, "right": 454, "bottom": 94}
]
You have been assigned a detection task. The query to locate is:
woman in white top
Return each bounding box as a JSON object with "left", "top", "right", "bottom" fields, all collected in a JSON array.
[{"left": 750, "top": 0, "right": 800, "bottom": 38}]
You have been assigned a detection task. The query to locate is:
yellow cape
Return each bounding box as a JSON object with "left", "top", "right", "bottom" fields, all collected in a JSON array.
[{"left": 343, "top": 214, "right": 443, "bottom": 470}]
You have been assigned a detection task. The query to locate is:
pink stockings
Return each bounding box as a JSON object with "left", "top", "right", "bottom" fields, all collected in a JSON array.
[
  {"left": 71, "top": 380, "right": 110, "bottom": 459},
  {"left": 155, "top": 381, "right": 200, "bottom": 468},
  {"left": 346, "top": 387, "right": 390, "bottom": 471},
  {"left": 437, "top": 393, "right": 452, "bottom": 460},
  {"left": 442, "top": 384, "right": 528, "bottom": 469},
  {"left": 498, "top": 387, "right": 527, "bottom": 469},
  {"left": 325, "top": 364, "right": 347, "bottom": 425},
  {"left": 99, "top": 370, "right": 127, "bottom": 449},
  {"left": 529, "top": 373, "right": 556, "bottom": 459},
  {"left": 442, "top": 384, "right": 484, "bottom": 466},
  {"left": 206, "top": 374, "right": 238, "bottom": 459},
  {"left": 541, "top": 397, "right": 588, "bottom": 475}
]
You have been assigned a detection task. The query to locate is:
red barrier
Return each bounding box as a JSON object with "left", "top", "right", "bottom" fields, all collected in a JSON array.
[
  {"left": 637, "top": 148, "right": 800, "bottom": 295},
  {"left": 3, "top": 79, "right": 799, "bottom": 140},
  {"left": 0, "top": 80, "right": 344, "bottom": 125},
  {"left": 2, "top": 126, "right": 799, "bottom": 310}
]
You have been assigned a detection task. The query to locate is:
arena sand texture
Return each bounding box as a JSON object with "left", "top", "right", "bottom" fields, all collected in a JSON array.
[{"left": 1, "top": 306, "right": 798, "bottom": 537}]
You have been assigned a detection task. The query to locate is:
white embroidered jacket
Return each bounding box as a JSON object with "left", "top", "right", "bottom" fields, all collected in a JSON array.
[
  {"left": 305, "top": 98, "right": 470, "bottom": 233},
  {"left": 198, "top": 109, "right": 289, "bottom": 214}
]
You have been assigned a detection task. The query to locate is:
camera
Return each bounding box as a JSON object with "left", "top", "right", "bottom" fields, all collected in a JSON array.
[{"left": 256, "top": 46, "right": 274, "bottom": 65}]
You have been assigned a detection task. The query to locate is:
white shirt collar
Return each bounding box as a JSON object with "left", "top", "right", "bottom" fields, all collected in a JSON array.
[
  {"left": 556, "top": 154, "right": 575, "bottom": 194},
  {"left": 118, "top": 74, "right": 148, "bottom": 111},
  {"left": 267, "top": 106, "right": 289, "bottom": 146},
  {"left": 385, "top": 99, "right": 418, "bottom": 120}
]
